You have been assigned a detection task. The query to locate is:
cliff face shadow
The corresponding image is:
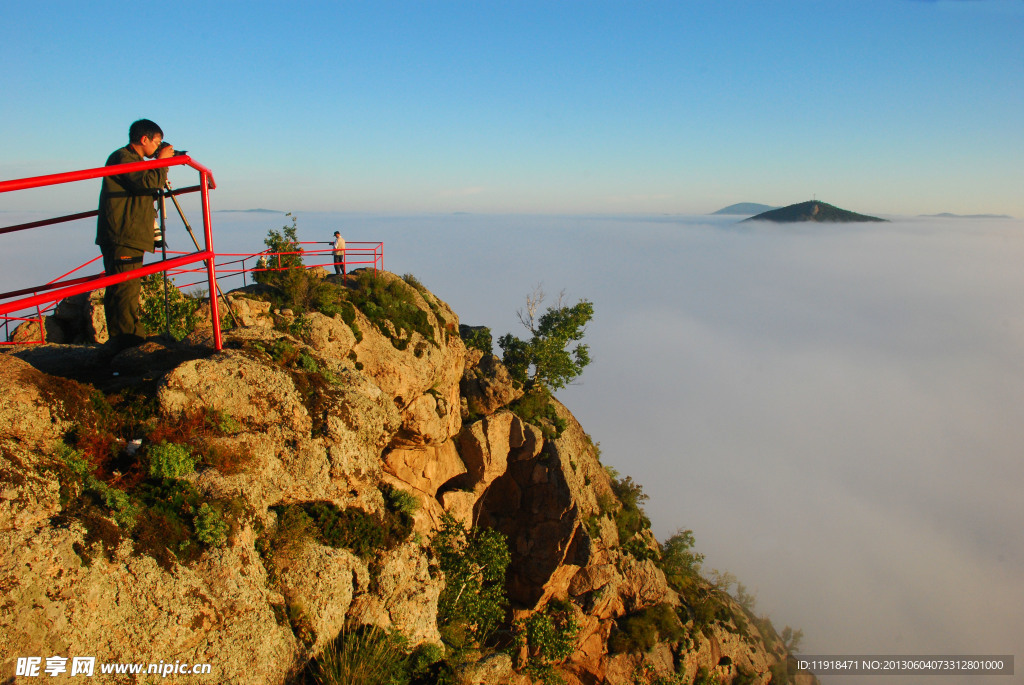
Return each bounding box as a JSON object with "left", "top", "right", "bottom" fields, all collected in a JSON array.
[{"left": 6, "top": 337, "right": 216, "bottom": 393}]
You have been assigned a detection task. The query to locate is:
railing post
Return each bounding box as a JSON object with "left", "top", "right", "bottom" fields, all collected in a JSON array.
[{"left": 200, "top": 173, "right": 222, "bottom": 351}]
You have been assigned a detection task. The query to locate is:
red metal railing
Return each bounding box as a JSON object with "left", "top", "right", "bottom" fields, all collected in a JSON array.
[
  {"left": 167, "top": 241, "right": 384, "bottom": 289},
  {"left": 0, "top": 256, "right": 104, "bottom": 345},
  {"left": 0, "top": 156, "right": 223, "bottom": 349}
]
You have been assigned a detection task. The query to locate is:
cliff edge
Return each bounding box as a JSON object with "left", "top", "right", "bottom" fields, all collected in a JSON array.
[{"left": 1, "top": 270, "right": 814, "bottom": 684}]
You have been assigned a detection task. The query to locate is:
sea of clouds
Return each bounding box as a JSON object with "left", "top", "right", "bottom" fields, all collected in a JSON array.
[{"left": 3, "top": 207, "right": 1021, "bottom": 684}]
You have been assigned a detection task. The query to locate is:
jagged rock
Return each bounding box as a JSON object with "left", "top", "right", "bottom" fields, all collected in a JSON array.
[
  {"left": 456, "top": 410, "right": 517, "bottom": 493},
  {"left": 454, "top": 652, "right": 530, "bottom": 685},
  {"left": 439, "top": 489, "right": 478, "bottom": 527},
  {"left": 382, "top": 441, "right": 466, "bottom": 497},
  {"left": 0, "top": 354, "right": 75, "bottom": 449},
  {"left": 303, "top": 310, "right": 356, "bottom": 364},
  {"left": 461, "top": 349, "right": 523, "bottom": 418},
  {"left": 9, "top": 343, "right": 109, "bottom": 378},
  {"left": 322, "top": 369, "right": 403, "bottom": 474},
  {"left": 604, "top": 643, "right": 676, "bottom": 685},
  {"left": 0, "top": 518, "right": 298, "bottom": 684},
  {"left": 276, "top": 542, "right": 368, "bottom": 653},
  {"left": 615, "top": 555, "right": 672, "bottom": 612},
  {"left": 9, "top": 290, "right": 109, "bottom": 345},
  {"left": 347, "top": 272, "right": 464, "bottom": 446},
  {"left": 193, "top": 292, "right": 274, "bottom": 331},
  {"left": 346, "top": 542, "right": 442, "bottom": 646},
  {"left": 158, "top": 349, "right": 313, "bottom": 434},
  {"left": 109, "top": 339, "right": 208, "bottom": 376},
  {"left": 53, "top": 290, "right": 108, "bottom": 343},
  {"left": 225, "top": 295, "right": 274, "bottom": 328},
  {"left": 569, "top": 563, "right": 617, "bottom": 596},
  {"left": 399, "top": 391, "right": 455, "bottom": 446},
  {"left": 8, "top": 316, "right": 65, "bottom": 344}
]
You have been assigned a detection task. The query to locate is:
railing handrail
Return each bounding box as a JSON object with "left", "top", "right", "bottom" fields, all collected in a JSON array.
[{"left": 0, "top": 155, "right": 216, "bottom": 195}]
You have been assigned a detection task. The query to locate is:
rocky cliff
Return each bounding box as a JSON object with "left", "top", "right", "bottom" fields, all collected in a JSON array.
[{"left": 1, "top": 270, "right": 814, "bottom": 684}]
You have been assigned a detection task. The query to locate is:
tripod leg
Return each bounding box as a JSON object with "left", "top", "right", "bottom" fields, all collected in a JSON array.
[
  {"left": 165, "top": 182, "right": 242, "bottom": 329},
  {"left": 159, "top": 190, "right": 171, "bottom": 338}
]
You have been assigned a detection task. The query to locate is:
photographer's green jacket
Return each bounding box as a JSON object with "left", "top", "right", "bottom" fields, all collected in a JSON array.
[{"left": 95, "top": 145, "right": 166, "bottom": 252}]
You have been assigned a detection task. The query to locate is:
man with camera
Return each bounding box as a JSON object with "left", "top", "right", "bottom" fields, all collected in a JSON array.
[{"left": 95, "top": 119, "right": 175, "bottom": 352}]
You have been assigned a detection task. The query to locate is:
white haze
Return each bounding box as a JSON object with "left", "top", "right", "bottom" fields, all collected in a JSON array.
[{"left": 2, "top": 209, "right": 1022, "bottom": 684}]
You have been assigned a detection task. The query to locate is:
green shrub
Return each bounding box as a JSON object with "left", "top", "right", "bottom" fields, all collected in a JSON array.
[
  {"left": 769, "top": 660, "right": 792, "bottom": 685},
  {"left": 406, "top": 642, "right": 444, "bottom": 677},
  {"left": 609, "top": 616, "right": 657, "bottom": 654},
  {"left": 658, "top": 529, "right": 705, "bottom": 593},
  {"left": 96, "top": 482, "right": 142, "bottom": 528},
  {"left": 781, "top": 625, "right": 804, "bottom": 652},
  {"left": 382, "top": 485, "right": 420, "bottom": 518},
  {"left": 349, "top": 271, "right": 436, "bottom": 350},
  {"left": 298, "top": 351, "right": 321, "bottom": 374},
  {"left": 334, "top": 300, "right": 363, "bottom": 342},
  {"left": 686, "top": 588, "right": 727, "bottom": 633},
  {"left": 733, "top": 667, "right": 758, "bottom": 685},
  {"left": 519, "top": 600, "right": 580, "bottom": 669},
  {"left": 609, "top": 603, "right": 684, "bottom": 654},
  {"left": 147, "top": 441, "right": 196, "bottom": 480},
  {"left": 432, "top": 513, "right": 510, "bottom": 650},
  {"left": 458, "top": 325, "right": 493, "bottom": 354},
  {"left": 140, "top": 272, "right": 201, "bottom": 340},
  {"left": 610, "top": 475, "right": 652, "bottom": 547},
  {"left": 55, "top": 436, "right": 232, "bottom": 567},
  {"left": 622, "top": 537, "right": 659, "bottom": 561},
  {"left": 694, "top": 666, "right": 724, "bottom": 685},
  {"left": 272, "top": 501, "right": 413, "bottom": 560},
  {"left": 132, "top": 477, "right": 229, "bottom": 563},
  {"left": 308, "top": 624, "right": 410, "bottom": 685},
  {"left": 507, "top": 386, "right": 567, "bottom": 439},
  {"left": 403, "top": 273, "right": 450, "bottom": 335},
  {"left": 194, "top": 503, "right": 228, "bottom": 547}
]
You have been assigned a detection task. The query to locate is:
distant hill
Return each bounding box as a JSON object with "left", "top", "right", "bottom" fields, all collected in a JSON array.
[
  {"left": 742, "top": 201, "right": 886, "bottom": 224},
  {"left": 920, "top": 213, "right": 1012, "bottom": 220},
  {"left": 711, "top": 202, "right": 778, "bottom": 215}
]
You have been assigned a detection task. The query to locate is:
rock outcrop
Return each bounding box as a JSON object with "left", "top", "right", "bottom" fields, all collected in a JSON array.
[{"left": 1, "top": 272, "right": 812, "bottom": 684}]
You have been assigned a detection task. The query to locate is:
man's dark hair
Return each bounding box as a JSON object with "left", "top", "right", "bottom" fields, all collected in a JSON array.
[{"left": 129, "top": 119, "right": 163, "bottom": 144}]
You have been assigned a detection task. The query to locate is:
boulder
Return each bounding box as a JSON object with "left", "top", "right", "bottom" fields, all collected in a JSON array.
[
  {"left": 461, "top": 350, "right": 523, "bottom": 418},
  {"left": 347, "top": 542, "right": 442, "bottom": 646},
  {"left": 158, "top": 349, "right": 312, "bottom": 434},
  {"left": 53, "top": 290, "right": 107, "bottom": 343},
  {"left": 276, "top": 542, "right": 368, "bottom": 653},
  {"left": 456, "top": 410, "right": 517, "bottom": 493},
  {"left": 382, "top": 440, "right": 466, "bottom": 497}
]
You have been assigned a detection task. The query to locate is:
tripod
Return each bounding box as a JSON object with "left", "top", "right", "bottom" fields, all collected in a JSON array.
[{"left": 158, "top": 181, "right": 241, "bottom": 334}]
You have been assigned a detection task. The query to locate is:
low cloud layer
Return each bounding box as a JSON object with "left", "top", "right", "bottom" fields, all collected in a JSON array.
[{"left": 395, "top": 213, "right": 1024, "bottom": 683}]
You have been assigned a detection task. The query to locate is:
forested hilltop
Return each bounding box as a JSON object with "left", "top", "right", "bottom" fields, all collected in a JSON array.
[
  {"left": 2, "top": 232, "right": 816, "bottom": 684},
  {"left": 743, "top": 201, "right": 886, "bottom": 223}
]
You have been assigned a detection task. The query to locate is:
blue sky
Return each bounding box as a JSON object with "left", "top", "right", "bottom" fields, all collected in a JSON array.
[{"left": 1, "top": 0, "right": 1022, "bottom": 215}]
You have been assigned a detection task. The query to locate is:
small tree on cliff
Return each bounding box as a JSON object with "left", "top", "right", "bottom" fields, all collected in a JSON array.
[
  {"left": 255, "top": 213, "right": 303, "bottom": 286},
  {"left": 498, "top": 285, "right": 593, "bottom": 391}
]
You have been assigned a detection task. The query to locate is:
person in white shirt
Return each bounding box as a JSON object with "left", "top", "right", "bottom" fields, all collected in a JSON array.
[{"left": 331, "top": 231, "right": 346, "bottom": 275}]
